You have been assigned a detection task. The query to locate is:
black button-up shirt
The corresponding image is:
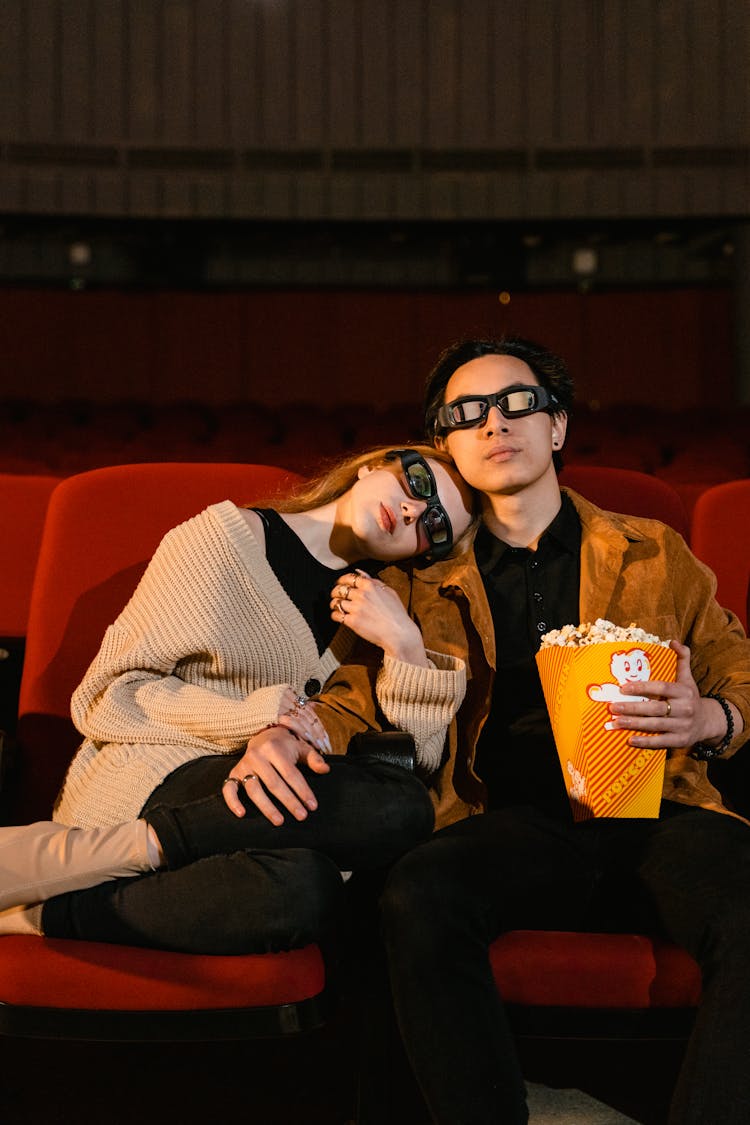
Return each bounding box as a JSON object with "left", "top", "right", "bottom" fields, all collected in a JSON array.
[{"left": 474, "top": 493, "right": 582, "bottom": 818}]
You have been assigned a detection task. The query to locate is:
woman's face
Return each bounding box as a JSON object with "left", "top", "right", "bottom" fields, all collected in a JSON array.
[{"left": 349, "top": 455, "right": 473, "bottom": 563}]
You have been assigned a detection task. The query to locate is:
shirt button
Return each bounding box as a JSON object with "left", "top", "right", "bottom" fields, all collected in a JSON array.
[
  {"left": 304, "top": 678, "right": 321, "bottom": 696},
  {"left": 533, "top": 592, "right": 543, "bottom": 603},
  {"left": 529, "top": 560, "right": 539, "bottom": 570},
  {"left": 537, "top": 621, "right": 547, "bottom": 633}
]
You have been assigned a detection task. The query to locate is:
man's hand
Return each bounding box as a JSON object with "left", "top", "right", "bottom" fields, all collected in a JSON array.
[
  {"left": 222, "top": 726, "right": 330, "bottom": 824},
  {"left": 606, "top": 639, "right": 734, "bottom": 754}
]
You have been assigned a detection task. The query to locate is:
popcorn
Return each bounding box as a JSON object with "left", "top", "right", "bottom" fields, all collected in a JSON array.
[{"left": 540, "top": 617, "right": 670, "bottom": 650}]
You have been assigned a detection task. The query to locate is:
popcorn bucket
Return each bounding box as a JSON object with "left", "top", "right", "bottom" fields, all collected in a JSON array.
[{"left": 535, "top": 641, "right": 677, "bottom": 820}]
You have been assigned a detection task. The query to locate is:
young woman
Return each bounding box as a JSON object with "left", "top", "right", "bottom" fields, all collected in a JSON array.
[{"left": 0, "top": 445, "right": 474, "bottom": 953}]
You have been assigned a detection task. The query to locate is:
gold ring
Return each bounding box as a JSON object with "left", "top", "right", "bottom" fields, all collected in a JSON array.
[
  {"left": 665, "top": 700, "right": 672, "bottom": 718},
  {"left": 241, "top": 774, "right": 258, "bottom": 784}
]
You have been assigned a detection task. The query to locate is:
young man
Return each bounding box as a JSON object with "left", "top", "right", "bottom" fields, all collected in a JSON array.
[{"left": 317, "top": 336, "right": 750, "bottom": 1125}]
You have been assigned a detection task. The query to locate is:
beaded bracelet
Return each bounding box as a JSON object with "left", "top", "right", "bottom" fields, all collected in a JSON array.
[{"left": 690, "top": 693, "right": 735, "bottom": 760}]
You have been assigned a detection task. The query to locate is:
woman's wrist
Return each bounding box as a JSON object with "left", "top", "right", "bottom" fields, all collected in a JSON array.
[{"left": 382, "top": 635, "right": 429, "bottom": 667}]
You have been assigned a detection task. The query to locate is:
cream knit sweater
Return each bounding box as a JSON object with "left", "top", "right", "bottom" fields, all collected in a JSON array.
[{"left": 54, "top": 501, "right": 466, "bottom": 829}]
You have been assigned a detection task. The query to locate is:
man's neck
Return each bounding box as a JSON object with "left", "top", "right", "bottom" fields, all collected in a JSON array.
[{"left": 480, "top": 472, "right": 562, "bottom": 550}]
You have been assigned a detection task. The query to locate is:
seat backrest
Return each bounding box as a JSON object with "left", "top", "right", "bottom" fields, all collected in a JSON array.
[
  {"left": 13, "top": 462, "right": 302, "bottom": 821},
  {"left": 691, "top": 478, "right": 750, "bottom": 631},
  {"left": 0, "top": 473, "right": 60, "bottom": 639},
  {"left": 559, "top": 465, "right": 690, "bottom": 540}
]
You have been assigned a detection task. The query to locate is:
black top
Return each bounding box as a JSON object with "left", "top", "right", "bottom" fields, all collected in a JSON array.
[
  {"left": 255, "top": 508, "right": 371, "bottom": 656},
  {"left": 473, "top": 493, "right": 582, "bottom": 818}
]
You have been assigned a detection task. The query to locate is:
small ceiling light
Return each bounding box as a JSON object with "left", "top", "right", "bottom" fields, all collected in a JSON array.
[
  {"left": 571, "top": 247, "right": 598, "bottom": 276},
  {"left": 69, "top": 241, "right": 92, "bottom": 267}
]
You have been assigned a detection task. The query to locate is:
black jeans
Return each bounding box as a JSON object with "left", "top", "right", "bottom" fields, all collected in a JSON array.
[
  {"left": 42, "top": 752, "right": 434, "bottom": 955},
  {"left": 380, "top": 801, "right": 750, "bottom": 1125}
]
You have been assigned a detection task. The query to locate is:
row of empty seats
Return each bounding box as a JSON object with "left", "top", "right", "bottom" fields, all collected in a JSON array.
[{"left": 2, "top": 399, "right": 750, "bottom": 510}]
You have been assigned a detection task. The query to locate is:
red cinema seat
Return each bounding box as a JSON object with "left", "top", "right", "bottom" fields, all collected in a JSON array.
[
  {"left": 691, "top": 478, "right": 750, "bottom": 632},
  {"left": 0, "top": 473, "right": 60, "bottom": 740},
  {"left": 0, "top": 462, "right": 332, "bottom": 1043},
  {"left": 559, "top": 465, "right": 690, "bottom": 540},
  {"left": 0, "top": 473, "right": 60, "bottom": 642}
]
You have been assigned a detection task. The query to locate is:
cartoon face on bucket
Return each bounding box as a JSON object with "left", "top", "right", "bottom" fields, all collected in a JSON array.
[{"left": 588, "top": 648, "right": 652, "bottom": 730}]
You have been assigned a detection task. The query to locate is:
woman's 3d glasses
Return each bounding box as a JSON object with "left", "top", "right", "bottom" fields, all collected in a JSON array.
[
  {"left": 385, "top": 449, "right": 454, "bottom": 561},
  {"left": 436, "top": 384, "right": 558, "bottom": 431}
]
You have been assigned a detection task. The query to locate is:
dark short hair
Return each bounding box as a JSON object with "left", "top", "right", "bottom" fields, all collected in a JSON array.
[{"left": 423, "top": 336, "right": 575, "bottom": 446}]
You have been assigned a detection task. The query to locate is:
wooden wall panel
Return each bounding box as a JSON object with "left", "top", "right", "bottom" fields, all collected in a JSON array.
[
  {"left": 226, "top": 0, "right": 259, "bottom": 146},
  {"left": 60, "top": 0, "right": 92, "bottom": 140},
  {"left": 258, "top": 0, "right": 293, "bottom": 146},
  {"left": 425, "top": 0, "right": 460, "bottom": 148},
  {"left": 294, "top": 0, "right": 326, "bottom": 147},
  {"left": 0, "top": 2, "right": 22, "bottom": 137},
  {"left": 162, "top": 0, "right": 194, "bottom": 144},
  {"left": 525, "top": 0, "right": 559, "bottom": 144},
  {"left": 127, "top": 0, "right": 160, "bottom": 140},
  {"left": 723, "top": 0, "right": 750, "bottom": 142},
  {"left": 392, "top": 0, "right": 425, "bottom": 145},
  {"left": 193, "top": 1, "right": 229, "bottom": 144},
  {"left": 327, "top": 0, "right": 359, "bottom": 146},
  {"left": 25, "top": 0, "right": 59, "bottom": 139},
  {"left": 558, "top": 0, "right": 590, "bottom": 146},
  {"left": 0, "top": 0, "right": 747, "bottom": 219},
  {"left": 92, "top": 0, "right": 126, "bottom": 141},
  {"left": 687, "top": 0, "right": 723, "bottom": 145}
]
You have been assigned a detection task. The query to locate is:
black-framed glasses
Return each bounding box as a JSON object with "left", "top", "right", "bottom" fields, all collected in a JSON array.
[
  {"left": 436, "top": 384, "right": 558, "bottom": 431},
  {"left": 385, "top": 449, "right": 454, "bottom": 561}
]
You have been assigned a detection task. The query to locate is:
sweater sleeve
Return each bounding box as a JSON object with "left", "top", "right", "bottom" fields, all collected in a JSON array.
[
  {"left": 70, "top": 510, "right": 309, "bottom": 751},
  {"left": 71, "top": 635, "right": 290, "bottom": 748},
  {"left": 375, "top": 650, "right": 466, "bottom": 773}
]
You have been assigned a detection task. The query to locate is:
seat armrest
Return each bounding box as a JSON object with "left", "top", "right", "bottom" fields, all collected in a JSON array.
[{"left": 347, "top": 731, "right": 416, "bottom": 772}]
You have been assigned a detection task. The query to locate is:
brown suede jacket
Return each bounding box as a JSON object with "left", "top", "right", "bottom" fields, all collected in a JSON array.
[{"left": 316, "top": 488, "right": 750, "bottom": 831}]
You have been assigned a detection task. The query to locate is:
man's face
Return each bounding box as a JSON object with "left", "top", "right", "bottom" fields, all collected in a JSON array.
[{"left": 437, "top": 353, "right": 566, "bottom": 497}]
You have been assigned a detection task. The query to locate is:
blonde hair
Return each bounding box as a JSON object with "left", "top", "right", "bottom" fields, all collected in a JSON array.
[{"left": 266, "top": 443, "right": 461, "bottom": 514}]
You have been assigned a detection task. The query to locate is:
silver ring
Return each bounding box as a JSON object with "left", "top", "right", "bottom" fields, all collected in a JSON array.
[
  {"left": 241, "top": 773, "right": 258, "bottom": 785},
  {"left": 222, "top": 776, "right": 240, "bottom": 788},
  {"left": 295, "top": 694, "right": 308, "bottom": 708},
  {"left": 665, "top": 700, "right": 672, "bottom": 718}
]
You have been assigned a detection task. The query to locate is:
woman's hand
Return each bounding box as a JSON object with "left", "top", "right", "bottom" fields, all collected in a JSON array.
[
  {"left": 330, "top": 570, "right": 429, "bottom": 666},
  {"left": 606, "top": 639, "right": 738, "bottom": 754},
  {"left": 221, "top": 726, "right": 330, "bottom": 824},
  {"left": 275, "top": 686, "right": 332, "bottom": 753}
]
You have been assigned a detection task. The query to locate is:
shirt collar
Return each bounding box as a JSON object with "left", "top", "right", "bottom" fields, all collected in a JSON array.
[{"left": 475, "top": 492, "right": 580, "bottom": 575}]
